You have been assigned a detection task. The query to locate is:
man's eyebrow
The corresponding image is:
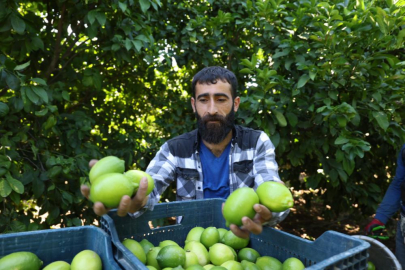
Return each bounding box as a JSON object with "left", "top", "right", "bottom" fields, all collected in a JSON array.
[{"left": 197, "top": 93, "right": 230, "bottom": 99}]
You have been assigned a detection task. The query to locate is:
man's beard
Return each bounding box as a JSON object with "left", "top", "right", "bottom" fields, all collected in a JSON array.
[{"left": 196, "top": 108, "right": 235, "bottom": 144}]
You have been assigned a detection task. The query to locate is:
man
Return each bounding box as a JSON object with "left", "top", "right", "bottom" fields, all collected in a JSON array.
[
  {"left": 82, "top": 66, "right": 289, "bottom": 238},
  {"left": 364, "top": 144, "right": 405, "bottom": 268}
]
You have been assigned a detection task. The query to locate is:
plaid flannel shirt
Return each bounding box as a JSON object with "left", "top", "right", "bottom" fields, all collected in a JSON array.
[{"left": 133, "top": 125, "right": 289, "bottom": 226}]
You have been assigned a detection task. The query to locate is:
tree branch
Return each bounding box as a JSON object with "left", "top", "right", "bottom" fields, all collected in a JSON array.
[{"left": 44, "top": 2, "right": 67, "bottom": 80}]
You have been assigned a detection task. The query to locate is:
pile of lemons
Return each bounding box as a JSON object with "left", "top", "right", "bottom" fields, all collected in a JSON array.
[
  {"left": 0, "top": 249, "right": 102, "bottom": 270},
  {"left": 122, "top": 226, "right": 305, "bottom": 270}
]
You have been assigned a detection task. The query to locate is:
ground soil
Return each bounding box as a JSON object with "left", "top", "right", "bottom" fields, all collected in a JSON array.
[{"left": 275, "top": 192, "right": 398, "bottom": 254}]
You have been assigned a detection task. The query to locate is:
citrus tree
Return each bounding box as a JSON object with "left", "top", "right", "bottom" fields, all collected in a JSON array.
[{"left": 0, "top": 0, "right": 404, "bottom": 232}]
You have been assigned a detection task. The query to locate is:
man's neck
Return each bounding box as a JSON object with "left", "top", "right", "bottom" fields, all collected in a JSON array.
[{"left": 202, "top": 131, "right": 233, "bottom": 157}]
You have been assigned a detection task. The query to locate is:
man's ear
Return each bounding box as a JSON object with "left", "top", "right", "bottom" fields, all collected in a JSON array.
[
  {"left": 191, "top": 97, "right": 196, "bottom": 112},
  {"left": 233, "top": 96, "right": 240, "bottom": 112}
]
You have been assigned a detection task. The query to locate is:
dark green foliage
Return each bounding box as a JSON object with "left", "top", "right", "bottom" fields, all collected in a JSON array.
[{"left": 0, "top": 0, "right": 404, "bottom": 232}]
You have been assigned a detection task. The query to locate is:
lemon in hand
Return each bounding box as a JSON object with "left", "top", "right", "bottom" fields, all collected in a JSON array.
[
  {"left": 256, "top": 181, "right": 294, "bottom": 212},
  {"left": 222, "top": 187, "right": 259, "bottom": 227}
]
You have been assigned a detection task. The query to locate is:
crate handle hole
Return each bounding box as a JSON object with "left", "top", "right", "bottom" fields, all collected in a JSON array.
[{"left": 148, "top": 216, "right": 183, "bottom": 229}]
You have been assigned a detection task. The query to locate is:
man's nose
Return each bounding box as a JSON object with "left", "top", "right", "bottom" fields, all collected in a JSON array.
[{"left": 207, "top": 100, "right": 218, "bottom": 115}]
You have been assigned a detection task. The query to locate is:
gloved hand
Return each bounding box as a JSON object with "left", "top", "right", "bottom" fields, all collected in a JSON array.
[{"left": 364, "top": 218, "right": 388, "bottom": 239}]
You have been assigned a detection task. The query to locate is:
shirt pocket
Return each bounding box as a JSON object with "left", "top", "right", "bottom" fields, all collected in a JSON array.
[
  {"left": 233, "top": 160, "right": 254, "bottom": 188},
  {"left": 176, "top": 168, "right": 199, "bottom": 200}
]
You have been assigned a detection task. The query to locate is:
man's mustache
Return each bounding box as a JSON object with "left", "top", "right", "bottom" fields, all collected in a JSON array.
[{"left": 202, "top": 114, "right": 226, "bottom": 123}]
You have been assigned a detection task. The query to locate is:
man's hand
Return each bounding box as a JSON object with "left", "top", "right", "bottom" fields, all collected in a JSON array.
[
  {"left": 80, "top": 159, "right": 149, "bottom": 217},
  {"left": 227, "top": 204, "right": 272, "bottom": 239}
]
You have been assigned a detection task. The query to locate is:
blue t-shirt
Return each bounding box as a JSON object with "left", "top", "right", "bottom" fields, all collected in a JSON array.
[{"left": 200, "top": 141, "right": 231, "bottom": 199}]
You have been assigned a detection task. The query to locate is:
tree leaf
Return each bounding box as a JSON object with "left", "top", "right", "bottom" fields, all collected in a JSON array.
[
  {"left": 95, "top": 12, "right": 106, "bottom": 26},
  {"left": 31, "top": 86, "right": 48, "bottom": 104},
  {"left": 87, "top": 10, "right": 96, "bottom": 24},
  {"left": 5, "top": 72, "right": 20, "bottom": 90},
  {"left": 11, "top": 13, "right": 25, "bottom": 34},
  {"left": 139, "top": 0, "right": 151, "bottom": 13},
  {"left": 119, "top": 2, "right": 127, "bottom": 12},
  {"left": 335, "top": 136, "right": 349, "bottom": 145},
  {"left": 239, "top": 68, "right": 254, "bottom": 74},
  {"left": 286, "top": 112, "right": 298, "bottom": 127},
  {"left": 372, "top": 111, "right": 389, "bottom": 131},
  {"left": 273, "top": 110, "right": 287, "bottom": 127},
  {"left": 26, "top": 86, "right": 40, "bottom": 104},
  {"left": 5, "top": 174, "right": 24, "bottom": 194},
  {"left": 31, "top": 77, "right": 47, "bottom": 86},
  {"left": 62, "top": 91, "right": 70, "bottom": 101},
  {"left": 0, "top": 179, "right": 12, "bottom": 197},
  {"left": 297, "top": 74, "right": 310, "bottom": 88},
  {"left": 132, "top": 40, "right": 143, "bottom": 51},
  {"left": 31, "top": 37, "right": 44, "bottom": 51},
  {"left": 14, "top": 61, "right": 30, "bottom": 71}
]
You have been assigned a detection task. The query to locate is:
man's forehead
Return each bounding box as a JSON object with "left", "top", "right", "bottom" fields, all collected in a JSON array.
[{"left": 195, "top": 81, "right": 232, "bottom": 95}]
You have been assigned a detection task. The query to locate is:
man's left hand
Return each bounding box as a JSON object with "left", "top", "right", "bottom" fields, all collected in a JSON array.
[{"left": 229, "top": 204, "right": 272, "bottom": 239}]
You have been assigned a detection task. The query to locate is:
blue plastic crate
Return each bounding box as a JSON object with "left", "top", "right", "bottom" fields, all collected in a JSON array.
[
  {"left": 100, "top": 199, "right": 370, "bottom": 270},
  {"left": 0, "top": 225, "right": 122, "bottom": 270}
]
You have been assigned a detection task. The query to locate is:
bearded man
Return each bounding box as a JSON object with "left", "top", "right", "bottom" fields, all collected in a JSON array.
[{"left": 82, "top": 66, "right": 289, "bottom": 238}]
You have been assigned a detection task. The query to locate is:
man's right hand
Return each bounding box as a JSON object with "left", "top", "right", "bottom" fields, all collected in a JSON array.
[
  {"left": 80, "top": 159, "right": 149, "bottom": 217},
  {"left": 364, "top": 218, "right": 386, "bottom": 238}
]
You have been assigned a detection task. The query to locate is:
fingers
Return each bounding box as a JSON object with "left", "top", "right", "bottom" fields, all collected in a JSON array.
[
  {"left": 93, "top": 202, "right": 109, "bottom": 216},
  {"left": 81, "top": 184, "right": 90, "bottom": 199},
  {"left": 117, "top": 195, "right": 132, "bottom": 217},
  {"left": 253, "top": 204, "right": 272, "bottom": 224},
  {"left": 230, "top": 222, "right": 251, "bottom": 239},
  {"left": 89, "top": 159, "right": 98, "bottom": 168},
  {"left": 129, "top": 177, "right": 149, "bottom": 213}
]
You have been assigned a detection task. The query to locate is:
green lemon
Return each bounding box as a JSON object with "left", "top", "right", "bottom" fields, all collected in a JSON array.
[
  {"left": 186, "top": 264, "right": 206, "bottom": 270},
  {"left": 122, "top": 238, "right": 147, "bottom": 264},
  {"left": 159, "top": 240, "right": 180, "bottom": 248},
  {"left": 0, "top": 251, "right": 43, "bottom": 270},
  {"left": 367, "top": 261, "right": 376, "bottom": 270},
  {"left": 210, "top": 267, "right": 227, "bottom": 270},
  {"left": 157, "top": 245, "right": 186, "bottom": 269},
  {"left": 221, "top": 260, "right": 244, "bottom": 270},
  {"left": 43, "top": 261, "right": 70, "bottom": 270},
  {"left": 200, "top": 227, "right": 220, "bottom": 249},
  {"left": 71, "top": 250, "right": 102, "bottom": 270},
  {"left": 256, "top": 256, "right": 282, "bottom": 270},
  {"left": 281, "top": 257, "right": 304, "bottom": 270},
  {"left": 221, "top": 230, "right": 249, "bottom": 250},
  {"left": 217, "top": 228, "right": 228, "bottom": 242},
  {"left": 147, "top": 266, "right": 158, "bottom": 270},
  {"left": 209, "top": 243, "right": 235, "bottom": 266},
  {"left": 237, "top": 248, "right": 260, "bottom": 263},
  {"left": 124, "top": 169, "right": 155, "bottom": 195},
  {"left": 147, "top": 247, "right": 162, "bottom": 270},
  {"left": 256, "top": 182, "right": 294, "bottom": 212},
  {"left": 223, "top": 187, "right": 259, "bottom": 227},
  {"left": 241, "top": 260, "right": 260, "bottom": 270},
  {"left": 186, "top": 227, "right": 205, "bottom": 244},
  {"left": 89, "top": 173, "right": 137, "bottom": 208},
  {"left": 140, "top": 238, "right": 155, "bottom": 255},
  {"left": 184, "top": 241, "right": 210, "bottom": 266},
  {"left": 204, "top": 264, "right": 215, "bottom": 270},
  {"left": 89, "top": 156, "right": 125, "bottom": 183},
  {"left": 184, "top": 250, "right": 200, "bottom": 269}
]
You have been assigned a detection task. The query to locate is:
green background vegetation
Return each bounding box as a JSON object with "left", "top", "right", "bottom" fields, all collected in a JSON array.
[{"left": 0, "top": 0, "right": 404, "bottom": 233}]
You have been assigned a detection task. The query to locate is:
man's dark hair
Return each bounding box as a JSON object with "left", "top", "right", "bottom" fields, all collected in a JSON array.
[{"left": 191, "top": 66, "right": 238, "bottom": 99}]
